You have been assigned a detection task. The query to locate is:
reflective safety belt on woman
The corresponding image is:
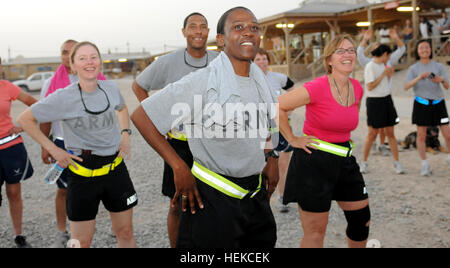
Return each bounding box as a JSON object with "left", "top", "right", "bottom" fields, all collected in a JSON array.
[
  {"left": 191, "top": 161, "right": 262, "bottom": 199},
  {"left": 0, "top": 134, "right": 21, "bottom": 146},
  {"left": 68, "top": 156, "right": 123, "bottom": 177},
  {"left": 305, "top": 135, "right": 354, "bottom": 157}
]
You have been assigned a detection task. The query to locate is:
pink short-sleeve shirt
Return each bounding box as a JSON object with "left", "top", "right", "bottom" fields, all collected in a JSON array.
[
  {"left": 0, "top": 80, "right": 24, "bottom": 150},
  {"left": 303, "top": 75, "right": 363, "bottom": 143}
]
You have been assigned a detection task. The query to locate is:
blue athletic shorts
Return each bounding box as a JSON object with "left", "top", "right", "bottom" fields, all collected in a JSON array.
[
  {"left": 274, "top": 133, "right": 294, "bottom": 153},
  {"left": 0, "top": 143, "right": 34, "bottom": 185}
]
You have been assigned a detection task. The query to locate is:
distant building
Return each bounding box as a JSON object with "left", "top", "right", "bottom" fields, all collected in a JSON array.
[{"left": 2, "top": 52, "right": 152, "bottom": 81}]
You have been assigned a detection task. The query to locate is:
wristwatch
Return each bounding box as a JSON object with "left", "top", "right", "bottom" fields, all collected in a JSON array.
[
  {"left": 121, "top": 129, "right": 132, "bottom": 135},
  {"left": 265, "top": 150, "right": 279, "bottom": 162}
]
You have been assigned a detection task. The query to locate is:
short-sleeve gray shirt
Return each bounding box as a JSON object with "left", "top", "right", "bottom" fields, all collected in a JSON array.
[
  {"left": 40, "top": 74, "right": 79, "bottom": 138},
  {"left": 141, "top": 64, "right": 275, "bottom": 178},
  {"left": 136, "top": 49, "right": 219, "bottom": 91},
  {"left": 31, "top": 80, "right": 125, "bottom": 156},
  {"left": 405, "top": 61, "right": 449, "bottom": 100}
]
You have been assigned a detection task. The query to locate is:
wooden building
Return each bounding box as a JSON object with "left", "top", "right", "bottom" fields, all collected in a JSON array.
[{"left": 258, "top": 0, "right": 450, "bottom": 80}]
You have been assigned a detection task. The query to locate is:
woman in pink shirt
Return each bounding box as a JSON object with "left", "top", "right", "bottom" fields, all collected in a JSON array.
[
  {"left": 0, "top": 57, "right": 37, "bottom": 248},
  {"left": 278, "top": 35, "right": 370, "bottom": 248}
]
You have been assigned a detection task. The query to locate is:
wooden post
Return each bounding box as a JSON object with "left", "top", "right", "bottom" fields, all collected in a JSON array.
[
  {"left": 412, "top": 0, "right": 419, "bottom": 41},
  {"left": 368, "top": 6, "right": 374, "bottom": 41},
  {"left": 283, "top": 23, "right": 293, "bottom": 77},
  {"left": 260, "top": 25, "right": 268, "bottom": 49}
]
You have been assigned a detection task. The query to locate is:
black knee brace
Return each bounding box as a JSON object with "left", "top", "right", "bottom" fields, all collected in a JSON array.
[{"left": 344, "top": 206, "right": 371, "bottom": 242}]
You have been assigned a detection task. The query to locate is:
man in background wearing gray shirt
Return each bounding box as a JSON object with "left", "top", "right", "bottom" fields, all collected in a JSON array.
[{"left": 132, "top": 12, "right": 218, "bottom": 248}]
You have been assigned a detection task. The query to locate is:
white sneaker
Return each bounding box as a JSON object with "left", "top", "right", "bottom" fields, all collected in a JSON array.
[
  {"left": 394, "top": 162, "right": 405, "bottom": 174},
  {"left": 52, "top": 231, "right": 70, "bottom": 248},
  {"left": 379, "top": 144, "right": 391, "bottom": 156},
  {"left": 371, "top": 143, "right": 379, "bottom": 155},
  {"left": 360, "top": 162, "right": 368, "bottom": 174},
  {"left": 420, "top": 162, "right": 432, "bottom": 177}
]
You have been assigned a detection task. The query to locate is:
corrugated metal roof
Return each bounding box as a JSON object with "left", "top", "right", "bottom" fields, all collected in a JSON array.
[{"left": 285, "top": 0, "right": 371, "bottom": 15}]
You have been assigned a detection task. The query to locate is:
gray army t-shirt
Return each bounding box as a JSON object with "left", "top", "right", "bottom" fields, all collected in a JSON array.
[
  {"left": 406, "top": 61, "right": 449, "bottom": 100},
  {"left": 40, "top": 74, "right": 79, "bottom": 139},
  {"left": 31, "top": 80, "right": 125, "bottom": 156},
  {"left": 141, "top": 66, "right": 273, "bottom": 178},
  {"left": 136, "top": 49, "right": 219, "bottom": 91}
]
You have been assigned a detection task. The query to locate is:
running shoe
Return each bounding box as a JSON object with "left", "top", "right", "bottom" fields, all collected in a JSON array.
[
  {"left": 52, "top": 231, "right": 70, "bottom": 248},
  {"left": 420, "top": 162, "right": 432, "bottom": 177},
  {"left": 14, "top": 235, "right": 32, "bottom": 248},
  {"left": 360, "top": 162, "right": 368, "bottom": 174},
  {"left": 278, "top": 196, "right": 289, "bottom": 213},
  {"left": 379, "top": 144, "right": 391, "bottom": 156},
  {"left": 394, "top": 162, "right": 405, "bottom": 174},
  {"left": 371, "top": 143, "right": 379, "bottom": 155}
]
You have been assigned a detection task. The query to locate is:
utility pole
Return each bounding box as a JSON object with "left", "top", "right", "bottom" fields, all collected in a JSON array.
[{"left": 8, "top": 46, "right": 11, "bottom": 62}]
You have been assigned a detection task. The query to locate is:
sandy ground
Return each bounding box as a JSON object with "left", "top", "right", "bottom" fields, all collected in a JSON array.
[{"left": 1, "top": 66, "right": 449, "bottom": 248}]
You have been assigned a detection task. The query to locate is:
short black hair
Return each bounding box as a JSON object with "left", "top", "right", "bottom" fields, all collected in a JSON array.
[
  {"left": 371, "top": 44, "right": 392, "bottom": 57},
  {"left": 415, "top": 39, "right": 433, "bottom": 60},
  {"left": 217, "top": 6, "right": 254, "bottom": 35},
  {"left": 183, "top": 12, "right": 207, "bottom": 29}
]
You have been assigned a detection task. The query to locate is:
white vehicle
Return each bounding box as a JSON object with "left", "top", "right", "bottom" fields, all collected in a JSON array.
[{"left": 13, "top": 71, "right": 54, "bottom": 92}]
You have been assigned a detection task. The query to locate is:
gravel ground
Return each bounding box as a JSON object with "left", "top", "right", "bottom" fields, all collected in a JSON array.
[{"left": 1, "top": 67, "right": 449, "bottom": 248}]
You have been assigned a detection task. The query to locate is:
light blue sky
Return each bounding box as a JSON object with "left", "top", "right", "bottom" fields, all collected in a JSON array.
[{"left": 0, "top": 0, "right": 307, "bottom": 60}]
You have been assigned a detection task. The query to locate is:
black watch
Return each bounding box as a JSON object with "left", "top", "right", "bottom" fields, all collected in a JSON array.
[
  {"left": 265, "top": 150, "right": 279, "bottom": 162},
  {"left": 121, "top": 129, "right": 132, "bottom": 135}
]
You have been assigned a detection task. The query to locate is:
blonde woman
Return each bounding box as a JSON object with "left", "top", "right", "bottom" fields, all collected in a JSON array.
[
  {"left": 279, "top": 35, "right": 370, "bottom": 248},
  {"left": 18, "top": 42, "right": 137, "bottom": 248}
]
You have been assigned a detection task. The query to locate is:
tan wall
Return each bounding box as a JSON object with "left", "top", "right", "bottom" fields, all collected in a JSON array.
[
  {"left": 4, "top": 63, "right": 60, "bottom": 81},
  {"left": 269, "top": 63, "right": 312, "bottom": 82}
]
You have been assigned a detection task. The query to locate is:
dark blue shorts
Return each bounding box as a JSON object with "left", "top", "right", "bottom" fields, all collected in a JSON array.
[
  {"left": 0, "top": 143, "right": 34, "bottom": 186},
  {"left": 274, "top": 133, "right": 294, "bottom": 153},
  {"left": 53, "top": 139, "right": 69, "bottom": 189}
]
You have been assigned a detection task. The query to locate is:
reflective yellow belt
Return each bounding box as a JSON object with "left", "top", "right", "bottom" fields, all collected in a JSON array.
[
  {"left": 68, "top": 156, "right": 123, "bottom": 178},
  {"left": 167, "top": 131, "right": 188, "bottom": 142},
  {"left": 305, "top": 135, "right": 354, "bottom": 157},
  {"left": 191, "top": 161, "right": 262, "bottom": 199}
]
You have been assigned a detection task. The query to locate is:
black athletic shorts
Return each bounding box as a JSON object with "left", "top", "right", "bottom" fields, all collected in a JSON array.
[
  {"left": 162, "top": 138, "right": 193, "bottom": 198},
  {"left": 66, "top": 153, "right": 137, "bottom": 222},
  {"left": 177, "top": 173, "right": 277, "bottom": 248},
  {"left": 283, "top": 144, "right": 369, "bottom": 213},
  {"left": 366, "top": 95, "right": 399, "bottom": 128},
  {"left": 412, "top": 99, "right": 449, "bottom": 126},
  {"left": 0, "top": 143, "right": 34, "bottom": 185}
]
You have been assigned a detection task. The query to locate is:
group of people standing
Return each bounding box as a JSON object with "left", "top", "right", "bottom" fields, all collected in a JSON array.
[
  {"left": 0, "top": 6, "right": 448, "bottom": 249},
  {"left": 357, "top": 26, "right": 450, "bottom": 177}
]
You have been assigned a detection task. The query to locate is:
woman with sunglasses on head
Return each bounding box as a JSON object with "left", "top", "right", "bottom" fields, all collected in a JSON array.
[
  {"left": 404, "top": 39, "right": 450, "bottom": 176},
  {"left": 279, "top": 35, "right": 371, "bottom": 248},
  {"left": 360, "top": 44, "right": 405, "bottom": 175},
  {"left": 18, "top": 42, "right": 137, "bottom": 248}
]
